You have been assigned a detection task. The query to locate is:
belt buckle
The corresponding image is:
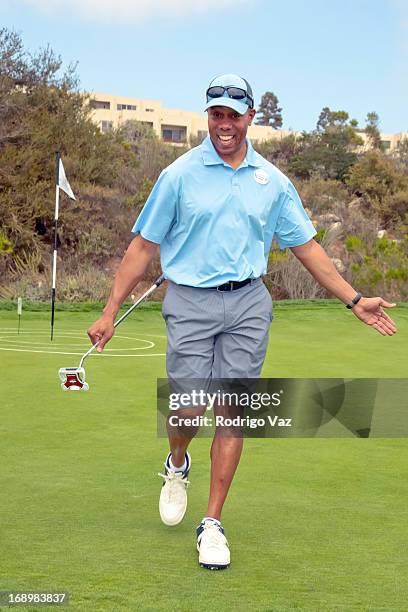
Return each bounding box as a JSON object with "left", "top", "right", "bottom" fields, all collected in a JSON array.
[{"left": 216, "top": 282, "right": 232, "bottom": 292}]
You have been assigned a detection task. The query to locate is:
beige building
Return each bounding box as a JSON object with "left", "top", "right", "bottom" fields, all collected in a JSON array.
[
  {"left": 371, "top": 132, "right": 406, "bottom": 151},
  {"left": 89, "top": 92, "right": 407, "bottom": 150},
  {"left": 89, "top": 92, "right": 294, "bottom": 145}
]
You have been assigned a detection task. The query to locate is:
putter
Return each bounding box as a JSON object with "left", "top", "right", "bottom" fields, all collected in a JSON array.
[{"left": 58, "top": 274, "right": 165, "bottom": 391}]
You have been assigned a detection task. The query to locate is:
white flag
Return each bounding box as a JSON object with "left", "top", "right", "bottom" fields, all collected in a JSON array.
[{"left": 58, "top": 158, "right": 76, "bottom": 200}]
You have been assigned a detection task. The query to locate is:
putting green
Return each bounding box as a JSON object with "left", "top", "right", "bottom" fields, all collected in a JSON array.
[{"left": 1, "top": 302, "right": 407, "bottom": 611}]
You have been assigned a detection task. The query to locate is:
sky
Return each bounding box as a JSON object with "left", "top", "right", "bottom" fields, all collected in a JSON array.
[{"left": 1, "top": 0, "right": 407, "bottom": 134}]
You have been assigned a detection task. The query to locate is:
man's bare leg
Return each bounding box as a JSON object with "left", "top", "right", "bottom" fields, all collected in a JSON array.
[
  {"left": 168, "top": 437, "right": 192, "bottom": 468},
  {"left": 205, "top": 401, "right": 244, "bottom": 521},
  {"left": 165, "top": 402, "right": 243, "bottom": 520},
  {"left": 205, "top": 436, "right": 243, "bottom": 521},
  {"left": 166, "top": 405, "right": 207, "bottom": 467}
]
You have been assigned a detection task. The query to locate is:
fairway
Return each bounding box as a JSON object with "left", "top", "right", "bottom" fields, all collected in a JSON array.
[{"left": 1, "top": 302, "right": 407, "bottom": 611}]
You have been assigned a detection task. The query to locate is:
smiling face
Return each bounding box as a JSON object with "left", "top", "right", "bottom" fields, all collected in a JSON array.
[{"left": 207, "top": 106, "right": 256, "bottom": 168}]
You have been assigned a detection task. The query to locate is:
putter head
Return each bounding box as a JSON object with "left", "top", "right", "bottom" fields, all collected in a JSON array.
[{"left": 59, "top": 367, "right": 89, "bottom": 391}]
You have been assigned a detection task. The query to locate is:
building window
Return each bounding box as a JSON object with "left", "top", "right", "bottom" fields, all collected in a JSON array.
[
  {"left": 91, "top": 100, "right": 111, "bottom": 110},
  {"left": 161, "top": 125, "right": 187, "bottom": 143},
  {"left": 101, "top": 120, "right": 113, "bottom": 133},
  {"left": 381, "top": 140, "right": 391, "bottom": 149},
  {"left": 145, "top": 108, "right": 155, "bottom": 112},
  {"left": 117, "top": 104, "right": 137, "bottom": 111}
]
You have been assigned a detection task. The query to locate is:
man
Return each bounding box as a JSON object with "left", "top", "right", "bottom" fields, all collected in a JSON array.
[{"left": 88, "top": 74, "right": 397, "bottom": 571}]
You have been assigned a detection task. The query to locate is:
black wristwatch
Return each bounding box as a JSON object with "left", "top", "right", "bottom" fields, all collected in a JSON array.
[{"left": 346, "top": 292, "right": 362, "bottom": 309}]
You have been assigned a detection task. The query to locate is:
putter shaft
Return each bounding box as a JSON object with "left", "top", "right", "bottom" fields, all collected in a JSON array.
[{"left": 78, "top": 275, "right": 165, "bottom": 369}]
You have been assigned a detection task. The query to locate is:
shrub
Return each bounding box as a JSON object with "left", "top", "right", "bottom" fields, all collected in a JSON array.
[
  {"left": 314, "top": 228, "right": 327, "bottom": 243},
  {"left": 346, "top": 151, "right": 408, "bottom": 228},
  {"left": 298, "top": 179, "right": 349, "bottom": 214},
  {"left": 255, "top": 134, "right": 298, "bottom": 173},
  {"left": 0, "top": 232, "right": 13, "bottom": 254},
  {"left": 345, "top": 235, "right": 365, "bottom": 252},
  {"left": 346, "top": 236, "right": 408, "bottom": 300},
  {"left": 266, "top": 239, "right": 331, "bottom": 300},
  {"left": 0, "top": 265, "right": 113, "bottom": 302},
  {"left": 379, "top": 189, "right": 408, "bottom": 227}
]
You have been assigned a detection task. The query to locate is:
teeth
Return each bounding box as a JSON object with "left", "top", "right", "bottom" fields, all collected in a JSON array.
[{"left": 219, "top": 135, "right": 234, "bottom": 142}]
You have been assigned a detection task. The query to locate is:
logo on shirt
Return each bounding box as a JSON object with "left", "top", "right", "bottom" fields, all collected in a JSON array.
[{"left": 254, "top": 169, "right": 269, "bottom": 185}]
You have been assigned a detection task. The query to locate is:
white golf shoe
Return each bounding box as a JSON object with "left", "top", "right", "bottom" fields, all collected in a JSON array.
[
  {"left": 158, "top": 452, "right": 191, "bottom": 526},
  {"left": 196, "top": 519, "right": 230, "bottom": 570}
]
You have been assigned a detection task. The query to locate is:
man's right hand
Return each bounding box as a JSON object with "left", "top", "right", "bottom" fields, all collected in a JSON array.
[{"left": 87, "top": 315, "right": 115, "bottom": 352}]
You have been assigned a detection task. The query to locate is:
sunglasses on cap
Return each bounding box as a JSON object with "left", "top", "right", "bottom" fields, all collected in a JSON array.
[{"left": 206, "top": 86, "right": 254, "bottom": 109}]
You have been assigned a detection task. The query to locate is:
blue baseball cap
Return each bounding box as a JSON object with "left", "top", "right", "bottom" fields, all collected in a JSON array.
[{"left": 205, "top": 74, "right": 254, "bottom": 116}]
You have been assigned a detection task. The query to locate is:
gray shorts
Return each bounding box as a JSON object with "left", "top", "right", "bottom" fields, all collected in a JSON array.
[{"left": 162, "top": 278, "right": 273, "bottom": 381}]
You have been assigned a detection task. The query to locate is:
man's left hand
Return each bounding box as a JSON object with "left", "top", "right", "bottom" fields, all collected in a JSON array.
[{"left": 352, "top": 297, "right": 397, "bottom": 336}]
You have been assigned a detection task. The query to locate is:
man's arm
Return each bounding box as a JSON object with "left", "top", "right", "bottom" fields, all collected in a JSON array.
[
  {"left": 87, "top": 234, "right": 159, "bottom": 351},
  {"left": 290, "top": 239, "right": 397, "bottom": 336}
]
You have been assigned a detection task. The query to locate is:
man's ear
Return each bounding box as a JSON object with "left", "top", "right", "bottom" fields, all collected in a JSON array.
[{"left": 248, "top": 108, "right": 256, "bottom": 125}]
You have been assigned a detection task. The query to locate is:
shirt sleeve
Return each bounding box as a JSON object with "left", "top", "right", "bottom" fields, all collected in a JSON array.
[
  {"left": 274, "top": 181, "right": 316, "bottom": 249},
  {"left": 131, "top": 169, "right": 177, "bottom": 244}
]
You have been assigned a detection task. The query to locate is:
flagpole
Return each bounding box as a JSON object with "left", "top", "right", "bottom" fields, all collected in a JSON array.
[{"left": 51, "top": 151, "right": 60, "bottom": 341}]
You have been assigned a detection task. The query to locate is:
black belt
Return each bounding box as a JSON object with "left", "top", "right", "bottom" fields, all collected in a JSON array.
[
  {"left": 178, "top": 278, "right": 257, "bottom": 291},
  {"left": 213, "top": 278, "right": 255, "bottom": 292}
]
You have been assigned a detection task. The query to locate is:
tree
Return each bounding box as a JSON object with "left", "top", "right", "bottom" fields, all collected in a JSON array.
[
  {"left": 119, "top": 119, "right": 156, "bottom": 145},
  {"left": 0, "top": 27, "right": 138, "bottom": 273},
  {"left": 316, "top": 107, "right": 349, "bottom": 131},
  {"left": 365, "top": 111, "right": 382, "bottom": 150},
  {"left": 117, "top": 119, "right": 186, "bottom": 187},
  {"left": 288, "top": 109, "right": 363, "bottom": 181},
  {"left": 255, "top": 91, "right": 282, "bottom": 128},
  {"left": 257, "top": 107, "right": 365, "bottom": 180},
  {"left": 346, "top": 150, "right": 403, "bottom": 200},
  {"left": 255, "top": 134, "right": 297, "bottom": 172},
  {"left": 392, "top": 138, "right": 408, "bottom": 172},
  {"left": 288, "top": 131, "right": 360, "bottom": 181}
]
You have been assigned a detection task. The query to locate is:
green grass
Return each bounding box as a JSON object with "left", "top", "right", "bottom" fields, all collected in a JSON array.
[{"left": 0, "top": 302, "right": 407, "bottom": 611}]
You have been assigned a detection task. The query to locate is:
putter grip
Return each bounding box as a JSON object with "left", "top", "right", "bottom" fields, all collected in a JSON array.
[{"left": 155, "top": 274, "right": 165, "bottom": 287}]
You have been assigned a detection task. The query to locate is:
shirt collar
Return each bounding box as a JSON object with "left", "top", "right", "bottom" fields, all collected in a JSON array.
[{"left": 201, "top": 136, "right": 262, "bottom": 168}]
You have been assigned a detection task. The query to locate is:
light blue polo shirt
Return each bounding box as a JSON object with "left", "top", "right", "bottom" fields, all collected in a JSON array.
[{"left": 132, "top": 136, "right": 316, "bottom": 287}]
